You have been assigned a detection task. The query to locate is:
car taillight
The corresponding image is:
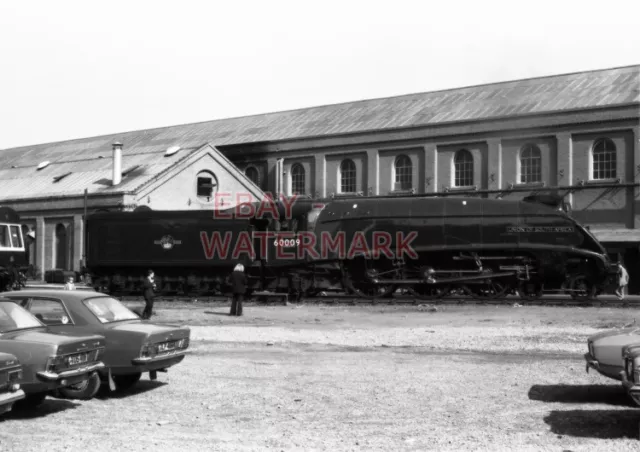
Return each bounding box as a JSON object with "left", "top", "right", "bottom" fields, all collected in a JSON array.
[
  {"left": 588, "top": 342, "right": 594, "bottom": 357},
  {"left": 8, "top": 369, "right": 22, "bottom": 383},
  {"left": 140, "top": 344, "right": 156, "bottom": 358},
  {"left": 46, "top": 355, "right": 65, "bottom": 372}
]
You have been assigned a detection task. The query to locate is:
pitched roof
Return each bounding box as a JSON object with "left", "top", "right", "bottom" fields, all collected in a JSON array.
[{"left": 0, "top": 65, "right": 638, "bottom": 201}]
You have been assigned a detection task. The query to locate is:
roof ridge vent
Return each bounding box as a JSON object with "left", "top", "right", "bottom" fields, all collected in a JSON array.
[
  {"left": 165, "top": 145, "right": 181, "bottom": 156},
  {"left": 37, "top": 161, "right": 50, "bottom": 170}
]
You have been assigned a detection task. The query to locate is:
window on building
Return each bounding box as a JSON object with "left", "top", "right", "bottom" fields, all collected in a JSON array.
[
  {"left": 453, "top": 149, "right": 474, "bottom": 187},
  {"left": 519, "top": 144, "right": 542, "bottom": 184},
  {"left": 245, "top": 166, "right": 260, "bottom": 186},
  {"left": 291, "top": 163, "right": 306, "bottom": 195},
  {"left": 340, "top": 159, "right": 357, "bottom": 193},
  {"left": 196, "top": 171, "right": 218, "bottom": 202},
  {"left": 592, "top": 138, "right": 617, "bottom": 180},
  {"left": 394, "top": 155, "right": 413, "bottom": 190}
]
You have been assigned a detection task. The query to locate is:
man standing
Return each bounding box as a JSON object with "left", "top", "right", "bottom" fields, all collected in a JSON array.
[
  {"left": 229, "top": 264, "right": 247, "bottom": 316},
  {"left": 615, "top": 263, "right": 629, "bottom": 300},
  {"left": 142, "top": 270, "right": 156, "bottom": 319}
]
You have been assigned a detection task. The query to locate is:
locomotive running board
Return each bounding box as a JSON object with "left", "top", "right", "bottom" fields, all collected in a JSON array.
[
  {"left": 375, "top": 272, "right": 516, "bottom": 285},
  {"left": 426, "top": 271, "right": 517, "bottom": 284}
]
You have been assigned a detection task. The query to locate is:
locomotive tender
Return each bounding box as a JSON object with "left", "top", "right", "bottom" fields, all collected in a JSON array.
[{"left": 84, "top": 193, "right": 617, "bottom": 301}]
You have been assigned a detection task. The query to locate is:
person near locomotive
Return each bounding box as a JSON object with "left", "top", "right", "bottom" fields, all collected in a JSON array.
[
  {"left": 141, "top": 269, "right": 156, "bottom": 319},
  {"left": 615, "top": 262, "right": 629, "bottom": 300},
  {"left": 229, "top": 263, "right": 247, "bottom": 316},
  {"left": 7, "top": 256, "right": 19, "bottom": 289}
]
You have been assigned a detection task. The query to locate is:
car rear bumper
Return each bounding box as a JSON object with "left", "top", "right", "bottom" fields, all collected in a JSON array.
[
  {"left": 584, "top": 353, "right": 622, "bottom": 380},
  {"left": 131, "top": 350, "right": 189, "bottom": 366},
  {"left": 36, "top": 362, "right": 105, "bottom": 382},
  {"left": 585, "top": 353, "right": 599, "bottom": 372},
  {"left": 0, "top": 389, "right": 25, "bottom": 413},
  {"left": 620, "top": 370, "right": 640, "bottom": 406}
]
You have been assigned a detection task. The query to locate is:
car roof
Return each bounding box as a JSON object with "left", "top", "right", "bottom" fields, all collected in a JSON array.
[{"left": 0, "top": 290, "right": 111, "bottom": 302}]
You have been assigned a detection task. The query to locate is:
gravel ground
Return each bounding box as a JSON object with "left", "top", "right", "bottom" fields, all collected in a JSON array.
[{"left": 1, "top": 302, "right": 640, "bottom": 451}]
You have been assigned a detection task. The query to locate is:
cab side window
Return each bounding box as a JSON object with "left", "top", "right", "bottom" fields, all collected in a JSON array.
[
  {"left": 29, "top": 299, "right": 72, "bottom": 326},
  {"left": 0, "top": 225, "right": 9, "bottom": 248}
]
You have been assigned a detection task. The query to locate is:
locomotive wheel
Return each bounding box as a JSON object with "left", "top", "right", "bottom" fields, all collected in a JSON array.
[
  {"left": 408, "top": 284, "right": 450, "bottom": 300},
  {"left": 569, "top": 274, "right": 596, "bottom": 301},
  {"left": 341, "top": 261, "right": 397, "bottom": 299},
  {"left": 464, "top": 280, "right": 509, "bottom": 299},
  {"left": 518, "top": 280, "right": 544, "bottom": 301}
]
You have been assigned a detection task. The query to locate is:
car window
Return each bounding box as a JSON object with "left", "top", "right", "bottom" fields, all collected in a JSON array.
[
  {"left": 83, "top": 297, "right": 139, "bottom": 323},
  {"left": 29, "top": 298, "right": 73, "bottom": 326},
  {"left": 0, "top": 302, "right": 43, "bottom": 333}
]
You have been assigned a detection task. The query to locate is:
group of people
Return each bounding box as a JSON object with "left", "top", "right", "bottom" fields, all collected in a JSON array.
[{"left": 135, "top": 265, "right": 247, "bottom": 320}]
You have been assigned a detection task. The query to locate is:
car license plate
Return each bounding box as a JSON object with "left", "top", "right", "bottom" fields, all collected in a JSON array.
[
  {"left": 157, "top": 341, "right": 177, "bottom": 352},
  {"left": 68, "top": 353, "right": 89, "bottom": 366}
]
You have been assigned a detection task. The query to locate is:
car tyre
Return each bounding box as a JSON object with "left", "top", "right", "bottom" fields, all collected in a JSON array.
[
  {"left": 57, "top": 371, "right": 102, "bottom": 400},
  {"left": 113, "top": 372, "right": 142, "bottom": 391}
]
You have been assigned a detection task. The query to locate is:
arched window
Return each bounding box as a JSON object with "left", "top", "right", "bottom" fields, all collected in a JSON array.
[
  {"left": 196, "top": 171, "right": 218, "bottom": 202},
  {"left": 291, "top": 163, "right": 306, "bottom": 195},
  {"left": 453, "top": 149, "right": 474, "bottom": 187},
  {"left": 340, "top": 159, "right": 357, "bottom": 193},
  {"left": 592, "top": 138, "right": 617, "bottom": 180},
  {"left": 519, "top": 144, "right": 542, "bottom": 184},
  {"left": 245, "top": 166, "right": 260, "bottom": 186},
  {"left": 55, "top": 224, "right": 67, "bottom": 270},
  {"left": 394, "top": 155, "right": 412, "bottom": 191}
]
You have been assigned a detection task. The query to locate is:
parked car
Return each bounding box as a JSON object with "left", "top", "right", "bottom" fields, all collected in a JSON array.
[
  {"left": 620, "top": 343, "right": 640, "bottom": 406},
  {"left": 0, "top": 352, "right": 25, "bottom": 415},
  {"left": 2, "top": 290, "right": 190, "bottom": 394},
  {"left": 584, "top": 325, "right": 640, "bottom": 381},
  {"left": 0, "top": 299, "right": 106, "bottom": 407}
]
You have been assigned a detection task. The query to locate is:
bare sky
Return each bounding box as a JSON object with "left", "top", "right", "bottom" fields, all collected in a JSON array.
[{"left": 0, "top": 0, "right": 638, "bottom": 150}]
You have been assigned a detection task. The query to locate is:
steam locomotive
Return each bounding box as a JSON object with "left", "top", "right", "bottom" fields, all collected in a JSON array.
[
  {"left": 83, "top": 193, "right": 618, "bottom": 301},
  {"left": 0, "top": 207, "right": 28, "bottom": 291}
]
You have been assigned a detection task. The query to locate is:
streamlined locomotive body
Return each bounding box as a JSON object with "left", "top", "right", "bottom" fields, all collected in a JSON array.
[{"left": 84, "top": 194, "right": 616, "bottom": 300}]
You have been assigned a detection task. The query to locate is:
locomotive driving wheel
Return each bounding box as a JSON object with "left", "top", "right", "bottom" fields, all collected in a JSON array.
[
  {"left": 518, "top": 279, "right": 544, "bottom": 301},
  {"left": 569, "top": 274, "right": 597, "bottom": 301},
  {"left": 464, "top": 280, "right": 510, "bottom": 299},
  {"left": 341, "top": 260, "right": 398, "bottom": 299}
]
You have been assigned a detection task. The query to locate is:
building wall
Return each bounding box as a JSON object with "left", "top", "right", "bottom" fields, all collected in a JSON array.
[
  {"left": 135, "top": 149, "right": 265, "bottom": 210},
  {"left": 226, "top": 121, "right": 640, "bottom": 234}
]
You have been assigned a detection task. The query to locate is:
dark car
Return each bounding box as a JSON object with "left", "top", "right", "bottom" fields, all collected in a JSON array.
[
  {"left": 0, "top": 299, "right": 106, "bottom": 407},
  {"left": 2, "top": 290, "right": 190, "bottom": 394},
  {"left": 0, "top": 352, "right": 25, "bottom": 415}
]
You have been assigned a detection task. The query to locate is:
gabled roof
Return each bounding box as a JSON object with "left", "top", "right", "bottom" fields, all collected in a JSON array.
[{"left": 0, "top": 65, "right": 638, "bottom": 201}]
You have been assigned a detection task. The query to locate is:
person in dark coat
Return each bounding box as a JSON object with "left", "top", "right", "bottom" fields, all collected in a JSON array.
[
  {"left": 7, "top": 256, "right": 19, "bottom": 290},
  {"left": 229, "top": 264, "right": 247, "bottom": 316},
  {"left": 141, "top": 270, "right": 156, "bottom": 319}
]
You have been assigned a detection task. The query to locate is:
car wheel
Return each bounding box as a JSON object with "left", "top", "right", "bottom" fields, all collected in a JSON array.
[
  {"left": 113, "top": 372, "right": 142, "bottom": 391},
  {"left": 57, "top": 371, "right": 102, "bottom": 400},
  {"left": 13, "top": 392, "right": 47, "bottom": 410}
]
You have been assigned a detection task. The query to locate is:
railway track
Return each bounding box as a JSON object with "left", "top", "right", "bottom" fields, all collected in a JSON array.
[
  {"left": 114, "top": 293, "right": 640, "bottom": 308},
  {"left": 20, "top": 283, "right": 640, "bottom": 307}
]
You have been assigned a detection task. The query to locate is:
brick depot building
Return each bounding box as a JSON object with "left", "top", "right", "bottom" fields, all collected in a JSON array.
[{"left": 0, "top": 65, "right": 638, "bottom": 290}]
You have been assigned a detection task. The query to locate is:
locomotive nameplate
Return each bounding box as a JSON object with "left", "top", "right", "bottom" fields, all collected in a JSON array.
[{"left": 506, "top": 226, "right": 574, "bottom": 233}]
